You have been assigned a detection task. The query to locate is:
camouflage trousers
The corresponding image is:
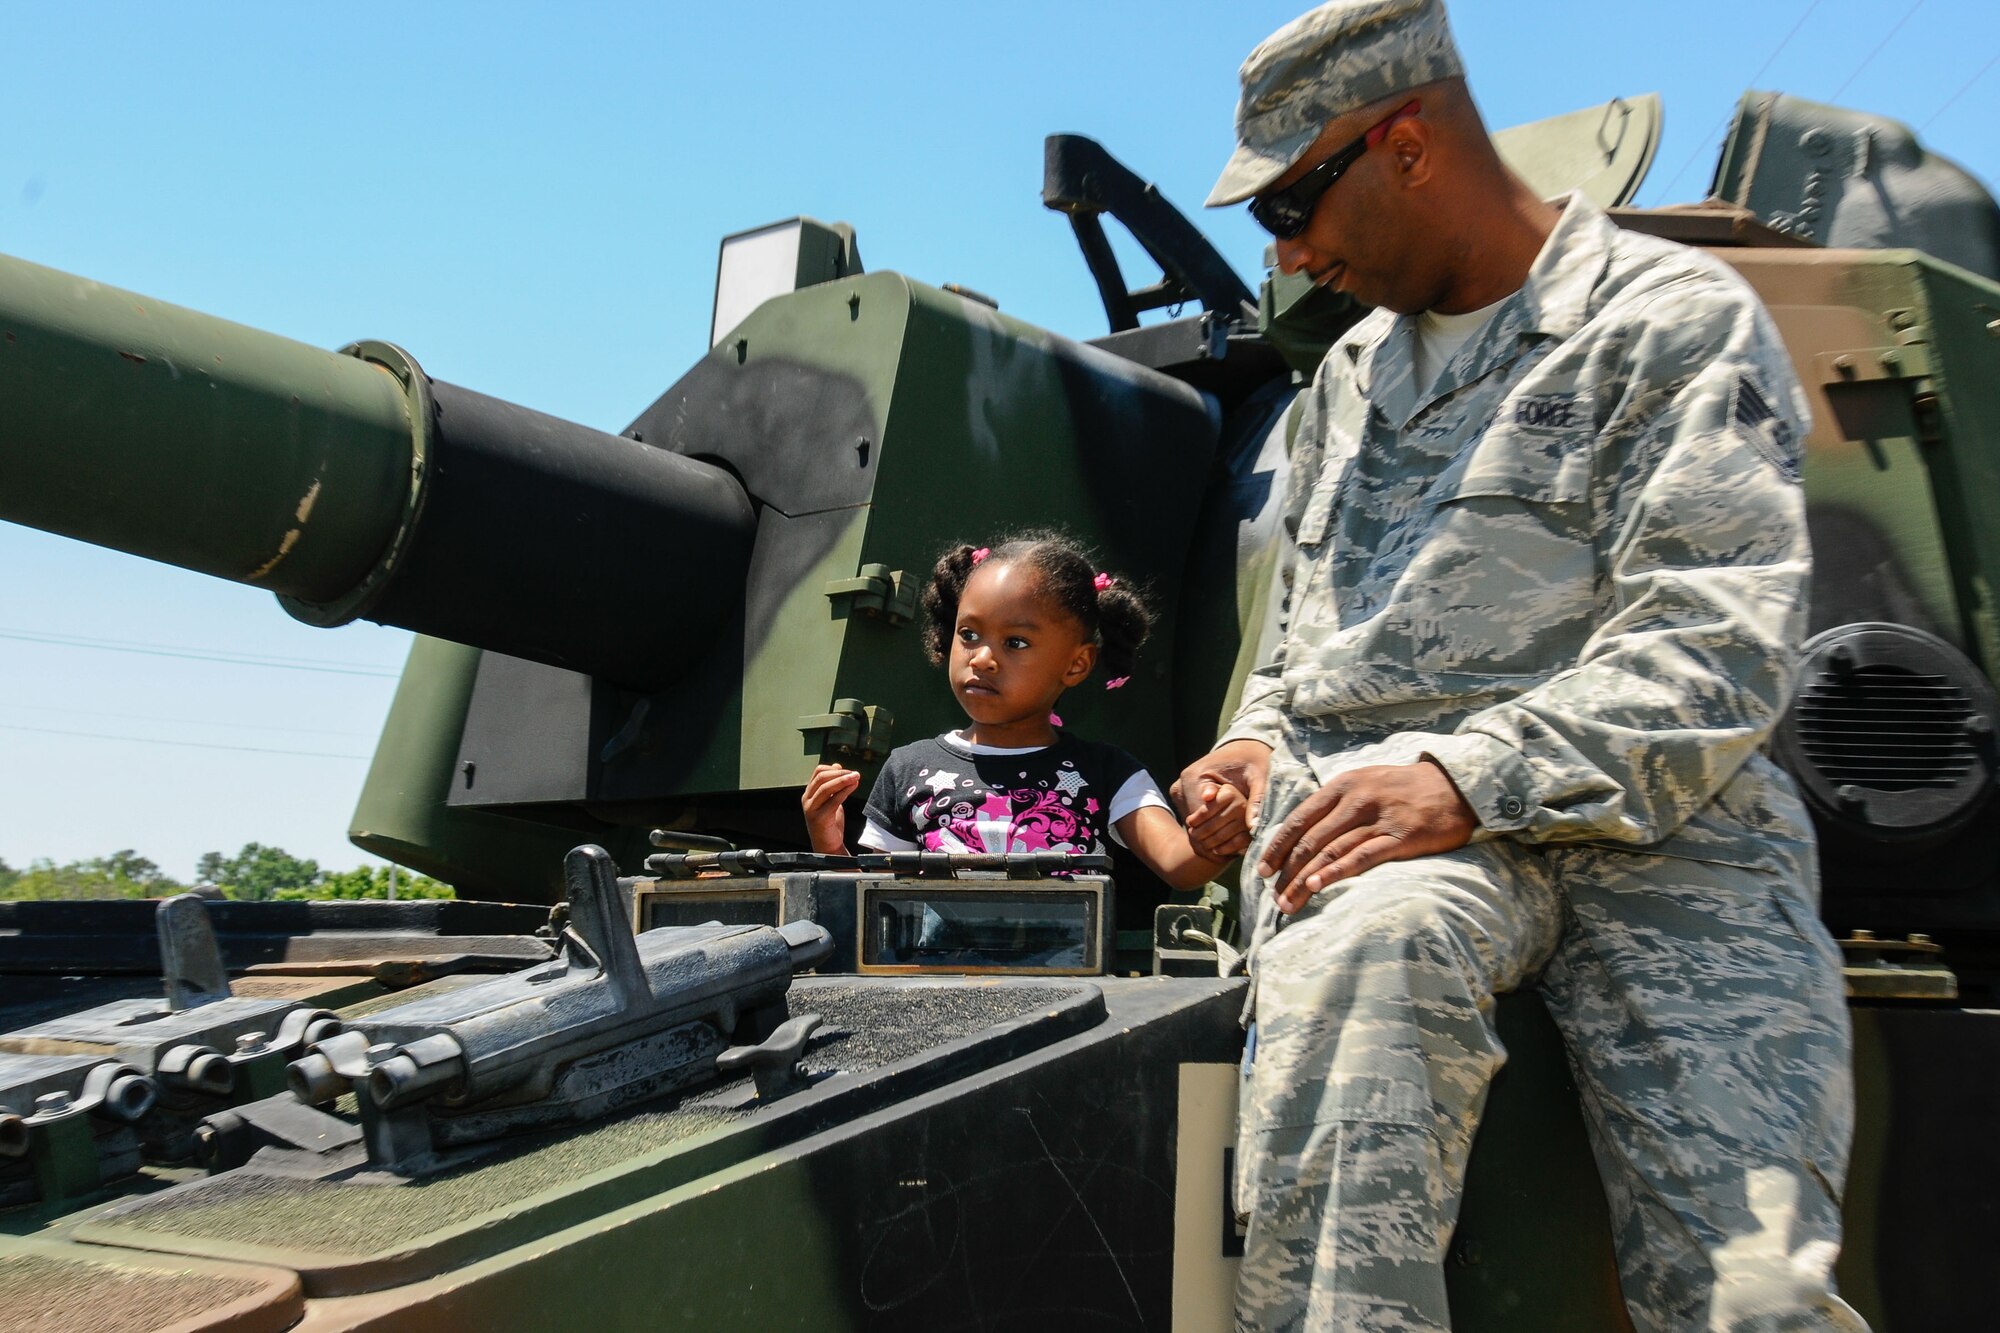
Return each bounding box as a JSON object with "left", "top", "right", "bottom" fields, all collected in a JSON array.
[{"left": 1234, "top": 788, "right": 1863, "bottom": 1331}]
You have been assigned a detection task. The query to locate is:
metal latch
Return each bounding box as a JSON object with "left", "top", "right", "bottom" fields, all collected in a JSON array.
[
  {"left": 798, "top": 698, "right": 895, "bottom": 760},
  {"left": 1154, "top": 903, "right": 1238, "bottom": 976},
  {"left": 823, "top": 563, "right": 917, "bottom": 626}
]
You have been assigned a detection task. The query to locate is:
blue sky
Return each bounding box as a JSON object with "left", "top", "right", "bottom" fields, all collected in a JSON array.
[{"left": 3, "top": 0, "right": 1994, "bottom": 881}]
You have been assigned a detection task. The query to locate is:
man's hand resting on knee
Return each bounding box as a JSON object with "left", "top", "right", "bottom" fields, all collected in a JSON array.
[{"left": 1259, "top": 760, "right": 1479, "bottom": 916}]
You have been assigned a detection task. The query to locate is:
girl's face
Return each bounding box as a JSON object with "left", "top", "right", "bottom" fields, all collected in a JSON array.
[{"left": 949, "top": 561, "right": 1097, "bottom": 743}]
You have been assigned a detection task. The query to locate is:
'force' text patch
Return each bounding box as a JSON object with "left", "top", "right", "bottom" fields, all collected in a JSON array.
[{"left": 1512, "top": 393, "right": 1579, "bottom": 432}]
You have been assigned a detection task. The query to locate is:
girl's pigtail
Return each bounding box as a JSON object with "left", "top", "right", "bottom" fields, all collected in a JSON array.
[
  {"left": 1094, "top": 578, "right": 1152, "bottom": 685},
  {"left": 920, "top": 543, "right": 981, "bottom": 665}
]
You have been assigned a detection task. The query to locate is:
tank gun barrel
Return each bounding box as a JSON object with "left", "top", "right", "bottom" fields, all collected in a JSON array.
[{"left": 0, "top": 252, "right": 755, "bottom": 689}]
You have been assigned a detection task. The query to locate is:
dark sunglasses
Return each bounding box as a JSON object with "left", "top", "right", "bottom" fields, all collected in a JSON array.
[{"left": 1247, "top": 99, "right": 1421, "bottom": 240}]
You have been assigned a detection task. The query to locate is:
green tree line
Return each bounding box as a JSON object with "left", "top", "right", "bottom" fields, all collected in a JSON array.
[{"left": 0, "top": 844, "right": 452, "bottom": 901}]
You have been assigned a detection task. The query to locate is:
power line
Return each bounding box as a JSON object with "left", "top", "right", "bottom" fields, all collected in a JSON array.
[
  {"left": 1828, "top": 0, "right": 1925, "bottom": 103},
  {"left": 0, "top": 628, "right": 401, "bottom": 678},
  {"left": 0, "top": 722, "right": 369, "bottom": 760},
  {"left": 0, "top": 702, "right": 369, "bottom": 739},
  {"left": 1740, "top": 0, "right": 1829, "bottom": 96},
  {"left": 1649, "top": 0, "right": 1826, "bottom": 205},
  {"left": 1921, "top": 52, "right": 1999, "bottom": 131}
]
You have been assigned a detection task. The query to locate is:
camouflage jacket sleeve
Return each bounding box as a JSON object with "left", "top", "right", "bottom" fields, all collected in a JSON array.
[
  {"left": 1422, "top": 281, "right": 1811, "bottom": 847},
  {"left": 1219, "top": 388, "right": 1326, "bottom": 754}
]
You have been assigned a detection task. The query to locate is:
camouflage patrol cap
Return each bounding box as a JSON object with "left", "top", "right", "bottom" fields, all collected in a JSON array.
[{"left": 1207, "top": 0, "right": 1464, "bottom": 207}]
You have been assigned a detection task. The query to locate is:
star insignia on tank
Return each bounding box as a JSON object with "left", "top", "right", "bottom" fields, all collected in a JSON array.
[
  {"left": 925, "top": 769, "right": 960, "bottom": 794},
  {"left": 1054, "top": 769, "right": 1086, "bottom": 796}
]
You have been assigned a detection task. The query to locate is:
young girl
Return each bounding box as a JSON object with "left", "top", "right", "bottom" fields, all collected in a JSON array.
[{"left": 802, "top": 532, "right": 1240, "bottom": 890}]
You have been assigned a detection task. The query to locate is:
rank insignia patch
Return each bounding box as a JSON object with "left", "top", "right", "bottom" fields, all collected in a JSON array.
[{"left": 1731, "top": 376, "right": 1800, "bottom": 481}]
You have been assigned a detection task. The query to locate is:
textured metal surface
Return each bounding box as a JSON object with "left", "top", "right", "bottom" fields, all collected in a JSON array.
[
  {"left": 0, "top": 1239, "right": 300, "bottom": 1333},
  {"left": 0, "top": 1253, "right": 263, "bottom": 1332},
  {"left": 81, "top": 981, "right": 1094, "bottom": 1265}
]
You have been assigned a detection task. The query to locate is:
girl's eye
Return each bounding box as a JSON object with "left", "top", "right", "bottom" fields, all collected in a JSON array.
[
  {"left": 1005, "top": 636, "right": 1030, "bottom": 650},
  {"left": 957, "top": 627, "right": 977, "bottom": 643}
]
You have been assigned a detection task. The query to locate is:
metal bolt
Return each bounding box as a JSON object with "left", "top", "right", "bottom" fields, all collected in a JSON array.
[
  {"left": 1836, "top": 784, "right": 1868, "bottom": 813},
  {"left": 366, "top": 1042, "right": 399, "bottom": 1066},
  {"left": 1965, "top": 714, "right": 1992, "bottom": 737},
  {"left": 1908, "top": 933, "right": 1932, "bottom": 946},
  {"left": 1880, "top": 350, "right": 1901, "bottom": 369},
  {"left": 1829, "top": 644, "right": 1857, "bottom": 675},
  {"left": 1850, "top": 929, "right": 1876, "bottom": 942},
  {"left": 34, "top": 1091, "right": 70, "bottom": 1115},
  {"left": 1832, "top": 354, "right": 1855, "bottom": 376},
  {"left": 235, "top": 1031, "right": 269, "bottom": 1055}
]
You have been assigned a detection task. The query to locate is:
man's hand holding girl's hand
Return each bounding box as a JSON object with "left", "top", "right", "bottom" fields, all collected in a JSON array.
[
  {"left": 802, "top": 763, "right": 862, "bottom": 855},
  {"left": 1183, "top": 781, "right": 1251, "bottom": 859},
  {"left": 1172, "top": 738, "right": 1273, "bottom": 861}
]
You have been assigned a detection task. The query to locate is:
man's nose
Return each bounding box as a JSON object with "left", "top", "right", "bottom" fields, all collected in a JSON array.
[{"left": 1274, "top": 234, "right": 1314, "bottom": 276}]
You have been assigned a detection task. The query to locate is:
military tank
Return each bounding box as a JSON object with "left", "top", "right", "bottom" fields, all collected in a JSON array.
[{"left": 0, "top": 87, "right": 1994, "bottom": 1330}]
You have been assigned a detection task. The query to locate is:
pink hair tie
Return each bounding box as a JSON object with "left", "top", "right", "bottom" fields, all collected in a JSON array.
[
  {"left": 970, "top": 547, "right": 991, "bottom": 566},
  {"left": 1048, "top": 712, "right": 1063, "bottom": 727},
  {"left": 1103, "top": 676, "right": 1129, "bottom": 691},
  {"left": 1093, "top": 572, "right": 1113, "bottom": 591}
]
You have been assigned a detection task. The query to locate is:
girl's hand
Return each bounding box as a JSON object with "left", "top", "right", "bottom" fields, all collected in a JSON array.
[
  {"left": 1185, "top": 782, "right": 1251, "bottom": 860},
  {"left": 802, "top": 764, "right": 862, "bottom": 854},
  {"left": 1173, "top": 739, "right": 1272, "bottom": 860},
  {"left": 1116, "top": 804, "right": 1235, "bottom": 891}
]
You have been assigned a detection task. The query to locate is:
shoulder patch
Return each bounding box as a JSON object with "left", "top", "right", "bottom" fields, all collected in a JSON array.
[{"left": 1731, "top": 375, "right": 1800, "bottom": 482}]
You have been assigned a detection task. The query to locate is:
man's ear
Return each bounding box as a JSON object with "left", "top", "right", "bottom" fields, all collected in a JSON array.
[
  {"left": 1063, "top": 642, "right": 1100, "bottom": 688},
  {"left": 1388, "top": 119, "right": 1432, "bottom": 187}
]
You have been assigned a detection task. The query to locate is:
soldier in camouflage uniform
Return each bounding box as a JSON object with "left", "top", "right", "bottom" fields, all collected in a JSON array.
[{"left": 1174, "top": 2, "right": 1864, "bottom": 1329}]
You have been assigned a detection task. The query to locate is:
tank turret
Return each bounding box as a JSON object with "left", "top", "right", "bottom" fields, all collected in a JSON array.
[{"left": 0, "top": 225, "right": 1242, "bottom": 904}]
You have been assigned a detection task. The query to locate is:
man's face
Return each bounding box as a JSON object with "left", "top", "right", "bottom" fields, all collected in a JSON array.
[{"left": 1263, "top": 111, "right": 1436, "bottom": 315}]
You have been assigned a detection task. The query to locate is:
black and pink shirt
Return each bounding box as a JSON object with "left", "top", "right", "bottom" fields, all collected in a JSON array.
[{"left": 858, "top": 732, "right": 1171, "bottom": 855}]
